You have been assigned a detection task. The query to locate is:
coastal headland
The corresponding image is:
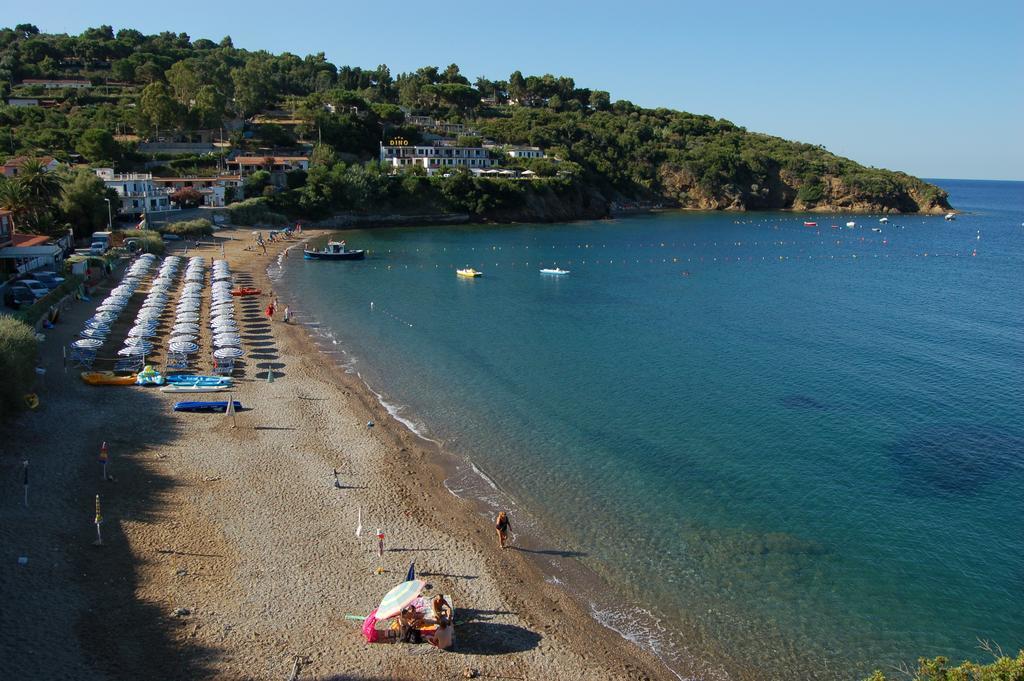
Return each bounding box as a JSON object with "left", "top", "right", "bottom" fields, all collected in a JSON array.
[{"left": 0, "top": 228, "right": 679, "bottom": 681}]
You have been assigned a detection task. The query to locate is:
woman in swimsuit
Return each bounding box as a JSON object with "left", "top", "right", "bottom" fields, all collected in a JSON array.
[{"left": 495, "top": 511, "right": 510, "bottom": 549}]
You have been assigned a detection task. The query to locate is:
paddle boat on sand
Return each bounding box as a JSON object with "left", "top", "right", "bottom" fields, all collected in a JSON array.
[
  {"left": 456, "top": 268, "right": 482, "bottom": 278},
  {"left": 173, "top": 401, "right": 242, "bottom": 413},
  {"left": 165, "top": 374, "right": 232, "bottom": 387},
  {"left": 161, "top": 384, "right": 232, "bottom": 394},
  {"left": 81, "top": 371, "right": 137, "bottom": 386},
  {"left": 136, "top": 365, "right": 165, "bottom": 386},
  {"left": 231, "top": 287, "right": 262, "bottom": 296},
  {"left": 304, "top": 241, "right": 366, "bottom": 260}
]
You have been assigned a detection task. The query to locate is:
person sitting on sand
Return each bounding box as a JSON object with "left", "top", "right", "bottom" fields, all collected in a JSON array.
[
  {"left": 431, "top": 614, "right": 453, "bottom": 650},
  {"left": 495, "top": 511, "right": 511, "bottom": 549},
  {"left": 398, "top": 605, "right": 423, "bottom": 643},
  {"left": 431, "top": 595, "right": 452, "bottom": 623}
]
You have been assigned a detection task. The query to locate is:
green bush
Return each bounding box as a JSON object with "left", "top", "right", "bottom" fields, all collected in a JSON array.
[
  {"left": 226, "top": 197, "right": 287, "bottom": 226},
  {"left": 865, "top": 649, "right": 1024, "bottom": 680},
  {"left": 797, "top": 181, "right": 825, "bottom": 205},
  {"left": 0, "top": 315, "right": 39, "bottom": 415},
  {"left": 162, "top": 218, "right": 214, "bottom": 237}
]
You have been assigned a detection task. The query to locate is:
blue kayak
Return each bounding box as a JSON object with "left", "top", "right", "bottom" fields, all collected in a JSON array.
[
  {"left": 173, "top": 401, "right": 242, "bottom": 413},
  {"left": 166, "top": 374, "right": 232, "bottom": 387}
]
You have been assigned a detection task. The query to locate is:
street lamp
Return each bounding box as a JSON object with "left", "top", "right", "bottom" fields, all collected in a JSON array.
[{"left": 104, "top": 198, "right": 112, "bottom": 230}]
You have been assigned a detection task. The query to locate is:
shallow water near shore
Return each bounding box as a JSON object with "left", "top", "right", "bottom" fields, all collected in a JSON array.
[{"left": 276, "top": 179, "right": 1024, "bottom": 679}]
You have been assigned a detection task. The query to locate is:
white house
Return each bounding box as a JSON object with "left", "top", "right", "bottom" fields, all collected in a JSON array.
[
  {"left": 21, "top": 78, "right": 91, "bottom": 90},
  {"left": 6, "top": 97, "right": 39, "bottom": 107},
  {"left": 225, "top": 155, "right": 310, "bottom": 176},
  {"left": 95, "top": 168, "right": 176, "bottom": 216},
  {"left": 507, "top": 146, "right": 545, "bottom": 159},
  {"left": 1, "top": 155, "right": 61, "bottom": 177},
  {"left": 151, "top": 175, "right": 243, "bottom": 207},
  {"left": 379, "top": 138, "right": 495, "bottom": 175}
]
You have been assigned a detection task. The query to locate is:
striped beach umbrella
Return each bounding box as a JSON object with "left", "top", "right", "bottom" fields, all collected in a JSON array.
[{"left": 375, "top": 580, "right": 425, "bottom": 620}]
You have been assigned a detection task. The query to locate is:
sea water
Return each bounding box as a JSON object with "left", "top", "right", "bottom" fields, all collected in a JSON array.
[{"left": 278, "top": 180, "right": 1024, "bottom": 679}]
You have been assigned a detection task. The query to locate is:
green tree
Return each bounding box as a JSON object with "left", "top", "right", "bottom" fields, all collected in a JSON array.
[
  {"left": 193, "top": 85, "right": 226, "bottom": 127},
  {"left": 244, "top": 170, "right": 272, "bottom": 198},
  {"left": 509, "top": 70, "right": 527, "bottom": 102},
  {"left": 166, "top": 59, "right": 201, "bottom": 103},
  {"left": 0, "top": 178, "right": 30, "bottom": 228},
  {"left": 134, "top": 62, "right": 165, "bottom": 84},
  {"left": 13, "top": 159, "right": 63, "bottom": 232},
  {"left": 138, "top": 81, "right": 179, "bottom": 132},
  {"left": 589, "top": 90, "right": 611, "bottom": 111},
  {"left": 231, "top": 58, "right": 273, "bottom": 116},
  {"left": 58, "top": 168, "right": 116, "bottom": 238},
  {"left": 76, "top": 127, "right": 119, "bottom": 162}
]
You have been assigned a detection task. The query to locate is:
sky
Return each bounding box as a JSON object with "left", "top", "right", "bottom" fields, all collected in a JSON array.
[{"left": 14, "top": 0, "right": 1024, "bottom": 180}]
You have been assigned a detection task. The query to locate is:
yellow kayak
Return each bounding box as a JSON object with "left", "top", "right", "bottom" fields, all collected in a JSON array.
[
  {"left": 81, "top": 371, "right": 138, "bottom": 386},
  {"left": 457, "top": 268, "right": 482, "bottom": 278}
]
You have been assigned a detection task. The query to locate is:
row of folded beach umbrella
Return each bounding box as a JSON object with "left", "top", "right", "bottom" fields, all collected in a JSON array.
[
  {"left": 209, "top": 259, "right": 244, "bottom": 361},
  {"left": 166, "top": 256, "right": 209, "bottom": 360},
  {"left": 117, "top": 255, "right": 186, "bottom": 359},
  {"left": 71, "top": 254, "right": 165, "bottom": 361}
]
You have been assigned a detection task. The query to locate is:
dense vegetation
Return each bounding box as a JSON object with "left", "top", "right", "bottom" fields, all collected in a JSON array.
[
  {"left": 0, "top": 314, "right": 38, "bottom": 415},
  {"left": 0, "top": 157, "right": 117, "bottom": 237},
  {"left": 865, "top": 649, "right": 1024, "bottom": 681},
  {"left": 0, "top": 23, "right": 949, "bottom": 230}
]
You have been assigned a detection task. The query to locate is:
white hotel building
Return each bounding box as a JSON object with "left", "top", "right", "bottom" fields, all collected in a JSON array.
[
  {"left": 379, "top": 139, "right": 496, "bottom": 175},
  {"left": 95, "top": 168, "right": 176, "bottom": 216}
]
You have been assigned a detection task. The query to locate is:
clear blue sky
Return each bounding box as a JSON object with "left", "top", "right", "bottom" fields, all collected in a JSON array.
[{"left": 15, "top": 0, "right": 1024, "bottom": 180}]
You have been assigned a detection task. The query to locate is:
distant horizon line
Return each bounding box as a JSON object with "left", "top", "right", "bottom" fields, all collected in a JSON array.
[{"left": 924, "top": 177, "right": 1023, "bottom": 184}]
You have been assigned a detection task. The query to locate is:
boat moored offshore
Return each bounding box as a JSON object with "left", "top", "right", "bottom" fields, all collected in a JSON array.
[
  {"left": 304, "top": 241, "right": 366, "bottom": 260},
  {"left": 456, "top": 268, "right": 482, "bottom": 278}
]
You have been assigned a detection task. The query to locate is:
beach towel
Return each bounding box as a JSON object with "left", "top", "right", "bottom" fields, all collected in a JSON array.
[{"left": 362, "top": 608, "right": 379, "bottom": 643}]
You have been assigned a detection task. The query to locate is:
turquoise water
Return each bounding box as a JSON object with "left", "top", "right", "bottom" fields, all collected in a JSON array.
[{"left": 278, "top": 180, "right": 1024, "bottom": 679}]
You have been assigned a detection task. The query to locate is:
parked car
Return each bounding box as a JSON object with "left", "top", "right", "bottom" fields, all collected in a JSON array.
[
  {"left": 30, "top": 271, "right": 65, "bottom": 289},
  {"left": 89, "top": 241, "right": 107, "bottom": 256},
  {"left": 3, "top": 284, "right": 37, "bottom": 309},
  {"left": 17, "top": 279, "right": 50, "bottom": 300}
]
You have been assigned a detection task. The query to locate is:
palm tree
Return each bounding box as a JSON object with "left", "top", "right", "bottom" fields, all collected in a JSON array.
[
  {"left": 0, "top": 178, "right": 30, "bottom": 231},
  {"left": 11, "top": 159, "right": 64, "bottom": 233},
  {"left": 16, "top": 159, "right": 64, "bottom": 205}
]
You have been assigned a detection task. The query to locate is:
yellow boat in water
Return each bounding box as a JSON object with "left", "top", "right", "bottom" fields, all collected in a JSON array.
[
  {"left": 81, "top": 371, "right": 138, "bottom": 386},
  {"left": 456, "top": 268, "right": 482, "bottom": 278}
]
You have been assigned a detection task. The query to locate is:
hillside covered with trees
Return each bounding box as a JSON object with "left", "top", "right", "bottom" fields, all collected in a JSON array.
[{"left": 0, "top": 23, "right": 951, "bottom": 229}]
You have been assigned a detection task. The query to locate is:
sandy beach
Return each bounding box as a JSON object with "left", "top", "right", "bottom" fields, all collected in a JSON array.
[{"left": 0, "top": 227, "right": 672, "bottom": 681}]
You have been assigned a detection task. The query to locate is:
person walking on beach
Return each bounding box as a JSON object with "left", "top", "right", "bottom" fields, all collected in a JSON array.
[
  {"left": 265, "top": 302, "right": 275, "bottom": 321},
  {"left": 495, "top": 511, "right": 511, "bottom": 549},
  {"left": 283, "top": 306, "right": 291, "bottom": 324}
]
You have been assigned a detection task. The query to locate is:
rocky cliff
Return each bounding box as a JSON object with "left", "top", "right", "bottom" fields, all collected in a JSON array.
[{"left": 656, "top": 163, "right": 951, "bottom": 214}]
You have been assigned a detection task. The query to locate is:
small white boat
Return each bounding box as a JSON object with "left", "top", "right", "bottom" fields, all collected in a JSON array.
[
  {"left": 945, "top": 213, "right": 956, "bottom": 221},
  {"left": 871, "top": 227, "right": 882, "bottom": 233},
  {"left": 879, "top": 217, "right": 889, "bottom": 223},
  {"left": 540, "top": 268, "right": 570, "bottom": 275},
  {"left": 845, "top": 221, "right": 856, "bottom": 228},
  {"left": 160, "top": 384, "right": 232, "bottom": 394},
  {"left": 456, "top": 268, "right": 482, "bottom": 278}
]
